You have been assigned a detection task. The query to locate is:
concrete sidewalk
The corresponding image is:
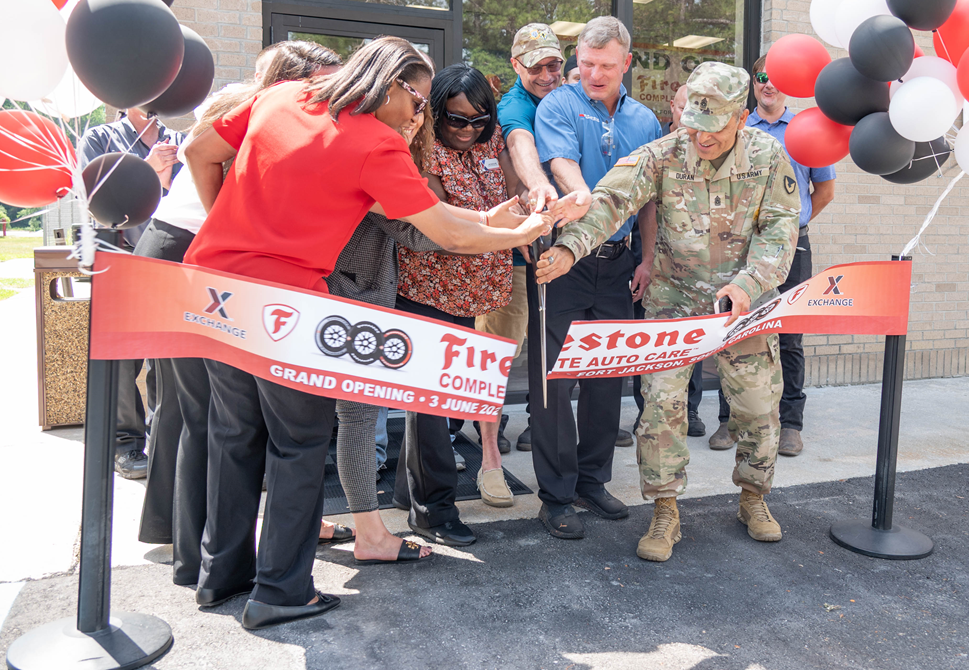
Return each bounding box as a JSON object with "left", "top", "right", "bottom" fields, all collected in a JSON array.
[{"left": 1, "top": 265, "right": 968, "bottom": 668}]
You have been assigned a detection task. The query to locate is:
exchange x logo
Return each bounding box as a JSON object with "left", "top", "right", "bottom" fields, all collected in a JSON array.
[
  {"left": 823, "top": 275, "right": 844, "bottom": 296},
  {"left": 205, "top": 287, "right": 234, "bottom": 320}
]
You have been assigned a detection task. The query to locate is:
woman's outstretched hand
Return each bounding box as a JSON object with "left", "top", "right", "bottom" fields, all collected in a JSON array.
[
  {"left": 487, "top": 195, "right": 527, "bottom": 229},
  {"left": 515, "top": 211, "right": 554, "bottom": 247}
]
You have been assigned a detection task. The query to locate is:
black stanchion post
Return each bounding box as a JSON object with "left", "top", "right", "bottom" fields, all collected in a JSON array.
[
  {"left": 6, "top": 231, "right": 173, "bottom": 670},
  {"left": 829, "top": 255, "right": 934, "bottom": 560}
]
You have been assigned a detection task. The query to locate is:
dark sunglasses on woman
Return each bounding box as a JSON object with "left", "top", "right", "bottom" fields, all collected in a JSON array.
[{"left": 443, "top": 110, "right": 491, "bottom": 129}]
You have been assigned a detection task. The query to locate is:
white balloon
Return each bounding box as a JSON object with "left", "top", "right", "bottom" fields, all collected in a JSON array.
[
  {"left": 889, "top": 56, "right": 964, "bottom": 113},
  {"left": 835, "top": 0, "right": 892, "bottom": 50},
  {"left": 0, "top": 0, "right": 69, "bottom": 101},
  {"left": 889, "top": 77, "right": 958, "bottom": 142},
  {"left": 30, "top": 66, "right": 102, "bottom": 119},
  {"left": 955, "top": 126, "right": 969, "bottom": 173},
  {"left": 811, "top": 0, "right": 847, "bottom": 48}
]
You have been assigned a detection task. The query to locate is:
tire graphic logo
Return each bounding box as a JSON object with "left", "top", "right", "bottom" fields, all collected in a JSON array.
[
  {"left": 723, "top": 298, "right": 781, "bottom": 342},
  {"left": 315, "top": 316, "right": 413, "bottom": 369}
]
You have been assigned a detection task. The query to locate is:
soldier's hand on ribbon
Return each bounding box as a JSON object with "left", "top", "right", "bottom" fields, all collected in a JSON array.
[
  {"left": 630, "top": 262, "right": 652, "bottom": 301},
  {"left": 536, "top": 245, "right": 574, "bottom": 284},
  {"left": 716, "top": 283, "right": 751, "bottom": 327},
  {"left": 547, "top": 189, "right": 592, "bottom": 226}
]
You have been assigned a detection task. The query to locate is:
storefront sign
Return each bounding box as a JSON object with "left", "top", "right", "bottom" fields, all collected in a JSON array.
[
  {"left": 549, "top": 261, "right": 911, "bottom": 379},
  {"left": 88, "top": 253, "right": 516, "bottom": 422}
]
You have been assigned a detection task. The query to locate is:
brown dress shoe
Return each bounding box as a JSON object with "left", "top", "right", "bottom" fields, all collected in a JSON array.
[{"left": 778, "top": 428, "right": 803, "bottom": 457}]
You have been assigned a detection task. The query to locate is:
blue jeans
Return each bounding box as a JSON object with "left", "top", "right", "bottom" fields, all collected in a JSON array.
[{"left": 375, "top": 406, "right": 389, "bottom": 468}]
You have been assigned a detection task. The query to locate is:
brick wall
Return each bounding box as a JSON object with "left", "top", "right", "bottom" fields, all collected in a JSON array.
[{"left": 762, "top": 0, "right": 969, "bottom": 386}]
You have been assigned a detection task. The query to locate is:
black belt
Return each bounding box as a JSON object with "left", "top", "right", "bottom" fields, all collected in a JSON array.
[
  {"left": 799, "top": 225, "right": 810, "bottom": 238},
  {"left": 592, "top": 241, "right": 626, "bottom": 261}
]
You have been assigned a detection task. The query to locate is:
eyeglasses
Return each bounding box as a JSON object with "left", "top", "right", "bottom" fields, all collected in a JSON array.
[
  {"left": 600, "top": 116, "right": 616, "bottom": 157},
  {"left": 518, "top": 59, "right": 563, "bottom": 77},
  {"left": 754, "top": 72, "right": 769, "bottom": 84},
  {"left": 443, "top": 111, "right": 491, "bottom": 129},
  {"left": 396, "top": 78, "right": 428, "bottom": 115}
]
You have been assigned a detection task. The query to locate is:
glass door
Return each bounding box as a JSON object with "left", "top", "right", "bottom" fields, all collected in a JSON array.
[{"left": 271, "top": 14, "right": 446, "bottom": 67}]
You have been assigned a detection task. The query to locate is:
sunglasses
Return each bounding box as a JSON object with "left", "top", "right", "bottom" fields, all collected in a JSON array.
[
  {"left": 444, "top": 110, "right": 491, "bottom": 129},
  {"left": 754, "top": 72, "right": 769, "bottom": 84},
  {"left": 519, "top": 59, "right": 563, "bottom": 76},
  {"left": 396, "top": 78, "right": 428, "bottom": 115}
]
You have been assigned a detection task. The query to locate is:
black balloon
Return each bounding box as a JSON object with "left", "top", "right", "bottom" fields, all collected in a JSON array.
[
  {"left": 815, "top": 58, "right": 891, "bottom": 126},
  {"left": 849, "top": 113, "right": 916, "bottom": 175},
  {"left": 82, "top": 153, "right": 162, "bottom": 229},
  {"left": 142, "top": 26, "right": 215, "bottom": 117},
  {"left": 888, "top": 0, "right": 958, "bottom": 31},
  {"left": 849, "top": 16, "right": 914, "bottom": 82},
  {"left": 66, "top": 0, "right": 184, "bottom": 109},
  {"left": 883, "top": 137, "right": 952, "bottom": 184}
]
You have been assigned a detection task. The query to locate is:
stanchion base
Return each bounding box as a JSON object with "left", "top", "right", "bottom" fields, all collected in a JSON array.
[
  {"left": 830, "top": 520, "right": 934, "bottom": 560},
  {"left": 5, "top": 611, "right": 173, "bottom": 670}
]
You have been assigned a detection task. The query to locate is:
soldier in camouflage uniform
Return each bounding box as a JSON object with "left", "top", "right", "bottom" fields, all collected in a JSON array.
[{"left": 535, "top": 62, "right": 800, "bottom": 562}]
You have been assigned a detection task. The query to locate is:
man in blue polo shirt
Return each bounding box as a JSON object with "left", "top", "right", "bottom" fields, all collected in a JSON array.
[
  {"left": 530, "top": 16, "right": 662, "bottom": 539},
  {"left": 722, "top": 54, "right": 835, "bottom": 458}
]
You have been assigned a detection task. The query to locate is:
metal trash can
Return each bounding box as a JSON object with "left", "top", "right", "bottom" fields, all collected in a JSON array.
[{"left": 35, "top": 247, "right": 90, "bottom": 430}]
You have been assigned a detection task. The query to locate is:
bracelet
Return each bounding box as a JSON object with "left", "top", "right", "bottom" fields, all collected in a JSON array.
[{"left": 478, "top": 210, "right": 490, "bottom": 226}]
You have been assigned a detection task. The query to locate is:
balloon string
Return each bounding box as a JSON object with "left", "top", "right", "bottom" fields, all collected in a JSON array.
[
  {"left": 17, "top": 103, "right": 75, "bottom": 168},
  {"left": 84, "top": 120, "right": 156, "bottom": 202},
  {"left": 900, "top": 170, "right": 964, "bottom": 257},
  {"left": 935, "top": 30, "right": 952, "bottom": 62},
  {"left": 0, "top": 122, "right": 68, "bottom": 163}
]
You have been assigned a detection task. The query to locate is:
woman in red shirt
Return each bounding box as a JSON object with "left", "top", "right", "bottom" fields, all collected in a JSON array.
[{"left": 183, "top": 37, "right": 552, "bottom": 630}]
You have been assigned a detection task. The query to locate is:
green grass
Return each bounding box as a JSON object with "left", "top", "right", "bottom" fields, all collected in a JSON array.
[
  {"left": 0, "top": 234, "right": 44, "bottom": 262},
  {"left": 0, "top": 287, "right": 15, "bottom": 301},
  {"left": 0, "top": 278, "right": 33, "bottom": 290}
]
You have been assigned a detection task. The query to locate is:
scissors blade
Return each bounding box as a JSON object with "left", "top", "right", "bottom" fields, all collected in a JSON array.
[{"left": 539, "top": 283, "right": 547, "bottom": 408}]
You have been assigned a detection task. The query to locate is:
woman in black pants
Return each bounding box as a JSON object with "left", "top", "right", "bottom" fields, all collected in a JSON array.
[{"left": 135, "top": 41, "right": 343, "bottom": 585}]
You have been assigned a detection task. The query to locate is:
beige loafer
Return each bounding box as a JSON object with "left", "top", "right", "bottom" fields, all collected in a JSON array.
[{"left": 477, "top": 467, "right": 514, "bottom": 508}]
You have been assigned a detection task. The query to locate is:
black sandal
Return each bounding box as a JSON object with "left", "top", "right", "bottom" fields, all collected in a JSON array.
[
  {"left": 354, "top": 539, "right": 432, "bottom": 565},
  {"left": 317, "top": 523, "right": 355, "bottom": 546}
]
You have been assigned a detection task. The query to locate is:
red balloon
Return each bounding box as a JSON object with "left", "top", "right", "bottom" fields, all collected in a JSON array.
[
  {"left": 51, "top": 0, "right": 68, "bottom": 8},
  {"left": 0, "top": 110, "right": 76, "bottom": 208},
  {"left": 958, "top": 53, "right": 969, "bottom": 99},
  {"left": 785, "top": 107, "right": 852, "bottom": 168},
  {"left": 914, "top": 42, "right": 925, "bottom": 58},
  {"left": 933, "top": 0, "right": 969, "bottom": 64},
  {"left": 765, "top": 34, "right": 832, "bottom": 98}
]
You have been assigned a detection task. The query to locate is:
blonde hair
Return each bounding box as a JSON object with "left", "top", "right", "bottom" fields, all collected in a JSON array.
[
  {"left": 188, "top": 41, "right": 342, "bottom": 141},
  {"left": 303, "top": 36, "right": 433, "bottom": 120}
]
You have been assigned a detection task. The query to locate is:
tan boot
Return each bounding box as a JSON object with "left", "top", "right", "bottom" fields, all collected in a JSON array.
[
  {"left": 738, "top": 490, "right": 782, "bottom": 542},
  {"left": 708, "top": 422, "right": 735, "bottom": 450},
  {"left": 636, "top": 497, "right": 681, "bottom": 562}
]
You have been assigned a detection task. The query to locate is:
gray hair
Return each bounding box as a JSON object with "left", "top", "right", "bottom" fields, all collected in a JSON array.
[{"left": 577, "top": 16, "right": 631, "bottom": 54}]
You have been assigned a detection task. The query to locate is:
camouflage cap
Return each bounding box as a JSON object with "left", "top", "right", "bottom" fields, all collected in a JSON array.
[
  {"left": 680, "top": 62, "right": 750, "bottom": 133},
  {"left": 512, "top": 23, "right": 562, "bottom": 69}
]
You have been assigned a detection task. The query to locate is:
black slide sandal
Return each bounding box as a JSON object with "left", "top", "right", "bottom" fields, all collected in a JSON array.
[
  {"left": 354, "top": 539, "right": 432, "bottom": 565},
  {"left": 318, "top": 523, "right": 356, "bottom": 546}
]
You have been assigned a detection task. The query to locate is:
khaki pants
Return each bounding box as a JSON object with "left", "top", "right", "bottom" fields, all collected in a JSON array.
[
  {"left": 635, "top": 333, "right": 782, "bottom": 499},
  {"left": 475, "top": 265, "right": 528, "bottom": 358}
]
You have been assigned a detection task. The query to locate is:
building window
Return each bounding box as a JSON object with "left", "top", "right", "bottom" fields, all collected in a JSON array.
[
  {"left": 461, "top": 0, "right": 612, "bottom": 93},
  {"left": 630, "top": 0, "right": 744, "bottom": 125}
]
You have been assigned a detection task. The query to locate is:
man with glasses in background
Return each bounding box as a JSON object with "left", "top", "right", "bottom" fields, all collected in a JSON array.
[
  {"left": 490, "top": 23, "right": 565, "bottom": 453},
  {"left": 530, "top": 16, "right": 662, "bottom": 539}
]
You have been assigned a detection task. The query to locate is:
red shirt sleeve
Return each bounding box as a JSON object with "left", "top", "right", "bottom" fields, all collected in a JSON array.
[
  {"left": 361, "top": 137, "right": 439, "bottom": 220},
  {"left": 212, "top": 94, "right": 257, "bottom": 150}
]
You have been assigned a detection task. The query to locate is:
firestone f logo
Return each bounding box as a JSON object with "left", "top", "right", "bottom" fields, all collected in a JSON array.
[
  {"left": 204, "top": 288, "right": 233, "bottom": 320},
  {"left": 823, "top": 275, "right": 844, "bottom": 296},
  {"left": 262, "top": 304, "right": 300, "bottom": 342}
]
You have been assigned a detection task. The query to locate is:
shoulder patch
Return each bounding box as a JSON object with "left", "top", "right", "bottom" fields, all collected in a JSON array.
[
  {"left": 783, "top": 175, "right": 797, "bottom": 195},
  {"left": 615, "top": 155, "right": 641, "bottom": 167}
]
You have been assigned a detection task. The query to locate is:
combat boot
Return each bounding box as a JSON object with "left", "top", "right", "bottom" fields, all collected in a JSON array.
[
  {"left": 636, "top": 497, "right": 681, "bottom": 562},
  {"left": 737, "top": 490, "right": 782, "bottom": 542}
]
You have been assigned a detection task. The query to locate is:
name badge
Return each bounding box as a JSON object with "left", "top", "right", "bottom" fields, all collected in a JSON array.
[
  {"left": 481, "top": 158, "right": 500, "bottom": 171},
  {"left": 667, "top": 168, "right": 699, "bottom": 182}
]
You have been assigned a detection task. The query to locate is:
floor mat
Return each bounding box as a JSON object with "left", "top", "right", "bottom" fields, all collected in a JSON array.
[{"left": 322, "top": 416, "right": 533, "bottom": 516}]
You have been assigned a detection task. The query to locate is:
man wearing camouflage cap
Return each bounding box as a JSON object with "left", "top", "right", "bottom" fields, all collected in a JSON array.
[{"left": 535, "top": 61, "right": 800, "bottom": 562}]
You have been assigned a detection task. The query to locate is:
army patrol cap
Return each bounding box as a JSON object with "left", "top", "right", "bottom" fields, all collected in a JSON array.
[
  {"left": 512, "top": 23, "right": 562, "bottom": 68},
  {"left": 680, "top": 62, "right": 750, "bottom": 133}
]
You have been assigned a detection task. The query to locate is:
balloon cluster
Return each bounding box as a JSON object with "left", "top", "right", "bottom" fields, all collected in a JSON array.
[
  {"left": 767, "top": 0, "right": 967, "bottom": 184},
  {"left": 0, "top": 0, "right": 215, "bottom": 227}
]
